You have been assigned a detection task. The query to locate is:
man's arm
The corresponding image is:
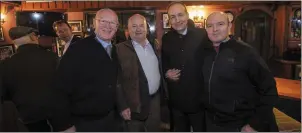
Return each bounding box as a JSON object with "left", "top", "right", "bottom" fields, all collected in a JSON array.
[
  {"left": 50, "top": 44, "right": 81, "bottom": 132},
  {"left": 246, "top": 49, "right": 279, "bottom": 131}
]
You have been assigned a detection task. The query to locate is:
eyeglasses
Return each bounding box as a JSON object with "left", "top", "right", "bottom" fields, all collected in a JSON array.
[{"left": 95, "top": 19, "right": 118, "bottom": 27}]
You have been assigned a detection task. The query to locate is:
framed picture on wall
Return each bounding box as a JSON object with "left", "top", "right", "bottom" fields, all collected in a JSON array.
[
  {"left": 162, "top": 13, "right": 171, "bottom": 29},
  {"left": 0, "top": 44, "right": 15, "bottom": 61},
  {"left": 68, "top": 20, "right": 83, "bottom": 33},
  {"left": 0, "top": 27, "right": 4, "bottom": 41}
]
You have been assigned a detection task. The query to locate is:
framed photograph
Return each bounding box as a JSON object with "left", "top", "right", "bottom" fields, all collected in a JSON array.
[
  {"left": 0, "top": 44, "right": 15, "bottom": 61},
  {"left": 0, "top": 27, "right": 4, "bottom": 41},
  {"left": 195, "top": 22, "right": 204, "bottom": 28},
  {"left": 162, "top": 13, "right": 171, "bottom": 29},
  {"left": 68, "top": 20, "right": 83, "bottom": 33}
]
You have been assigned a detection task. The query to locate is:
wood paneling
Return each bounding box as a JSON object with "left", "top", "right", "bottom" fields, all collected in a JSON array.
[
  {"left": 49, "top": 1, "right": 56, "bottom": 9},
  {"left": 78, "top": 1, "right": 85, "bottom": 9},
  {"left": 84, "top": 1, "right": 92, "bottom": 9},
  {"left": 41, "top": 2, "right": 49, "bottom": 9},
  {"left": 91, "top": 1, "right": 99, "bottom": 8},
  {"left": 56, "top": 1, "right": 63, "bottom": 9}
]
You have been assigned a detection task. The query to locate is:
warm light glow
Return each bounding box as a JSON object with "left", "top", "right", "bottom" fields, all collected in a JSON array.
[
  {"left": 0, "top": 14, "right": 6, "bottom": 20},
  {"left": 187, "top": 5, "right": 205, "bottom": 23}
]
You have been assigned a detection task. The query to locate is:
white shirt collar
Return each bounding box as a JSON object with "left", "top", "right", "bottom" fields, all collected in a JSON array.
[{"left": 132, "top": 39, "right": 151, "bottom": 48}]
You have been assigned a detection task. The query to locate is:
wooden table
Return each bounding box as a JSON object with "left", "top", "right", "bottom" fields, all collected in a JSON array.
[{"left": 275, "top": 78, "right": 301, "bottom": 99}]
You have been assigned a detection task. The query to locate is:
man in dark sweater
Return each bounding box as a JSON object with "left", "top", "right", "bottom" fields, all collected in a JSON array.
[
  {"left": 1, "top": 26, "right": 58, "bottom": 132},
  {"left": 161, "top": 2, "right": 210, "bottom": 132},
  {"left": 50, "top": 8, "right": 120, "bottom": 132},
  {"left": 197, "top": 11, "right": 278, "bottom": 132}
]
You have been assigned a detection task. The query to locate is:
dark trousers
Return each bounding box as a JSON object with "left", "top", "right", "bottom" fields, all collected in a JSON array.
[
  {"left": 74, "top": 110, "right": 119, "bottom": 132},
  {"left": 205, "top": 111, "right": 241, "bottom": 132},
  {"left": 170, "top": 108, "right": 205, "bottom": 132},
  {"left": 123, "top": 93, "right": 161, "bottom": 132},
  {"left": 24, "top": 119, "right": 52, "bottom": 132}
]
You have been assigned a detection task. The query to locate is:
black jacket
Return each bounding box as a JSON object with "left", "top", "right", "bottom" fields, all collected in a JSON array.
[
  {"left": 1, "top": 44, "right": 58, "bottom": 123},
  {"left": 161, "top": 27, "right": 210, "bottom": 113},
  {"left": 50, "top": 35, "right": 118, "bottom": 131},
  {"left": 196, "top": 37, "right": 279, "bottom": 131}
]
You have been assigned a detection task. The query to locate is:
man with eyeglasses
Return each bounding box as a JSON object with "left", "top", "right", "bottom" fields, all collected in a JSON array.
[
  {"left": 161, "top": 1, "right": 210, "bottom": 132},
  {"left": 50, "top": 8, "right": 120, "bottom": 132},
  {"left": 53, "top": 20, "right": 81, "bottom": 56}
]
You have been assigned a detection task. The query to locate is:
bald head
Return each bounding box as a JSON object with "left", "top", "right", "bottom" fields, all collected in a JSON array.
[
  {"left": 127, "top": 14, "right": 148, "bottom": 44},
  {"left": 206, "top": 12, "right": 229, "bottom": 25},
  {"left": 94, "top": 8, "right": 119, "bottom": 43},
  {"left": 95, "top": 8, "right": 118, "bottom": 20},
  {"left": 205, "top": 11, "right": 232, "bottom": 46},
  {"left": 128, "top": 14, "right": 146, "bottom": 27}
]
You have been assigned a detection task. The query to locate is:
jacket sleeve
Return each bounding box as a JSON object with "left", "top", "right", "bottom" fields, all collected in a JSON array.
[
  {"left": 49, "top": 44, "right": 80, "bottom": 131},
  {"left": 161, "top": 34, "right": 170, "bottom": 76},
  {"left": 114, "top": 47, "right": 128, "bottom": 113},
  {"left": 246, "top": 50, "right": 279, "bottom": 131}
]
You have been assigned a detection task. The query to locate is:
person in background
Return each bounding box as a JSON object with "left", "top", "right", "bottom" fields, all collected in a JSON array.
[
  {"left": 50, "top": 8, "right": 120, "bottom": 132},
  {"left": 116, "top": 14, "right": 167, "bottom": 132},
  {"left": 53, "top": 20, "right": 81, "bottom": 56},
  {"left": 1, "top": 26, "right": 58, "bottom": 132},
  {"left": 161, "top": 1, "right": 210, "bottom": 132},
  {"left": 197, "top": 11, "right": 279, "bottom": 132}
]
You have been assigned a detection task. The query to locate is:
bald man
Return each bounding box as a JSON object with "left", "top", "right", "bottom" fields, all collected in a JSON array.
[
  {"left": 115, "top": 14, "right": 165, "bottom": 132},
  {"left": 51, "top": 8, "right": 120, "bottom": 132},
  {"left": 196, "top": 12, "right": 278, "bottom": 132}
]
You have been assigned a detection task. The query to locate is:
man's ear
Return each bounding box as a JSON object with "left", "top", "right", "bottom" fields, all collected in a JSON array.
[
  {"left": 228, "top": 22, "right": 232, "bottom": 29},
  {"left": 29, "top": 32, "right": 37, "bottom": 41}
]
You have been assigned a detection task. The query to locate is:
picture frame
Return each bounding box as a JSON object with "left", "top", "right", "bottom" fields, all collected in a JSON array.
[
  {"left": 68, "top": 20, "right": 83, "bottom": 33},
  {"left": 0, "top": 27, "right": 4, "bottom": 41},
  {"left": 162, "top": 13, "right": 171, "bottom": 29},
  {"left": 0, "top": 44, "right": 15, "bottom": 61}
]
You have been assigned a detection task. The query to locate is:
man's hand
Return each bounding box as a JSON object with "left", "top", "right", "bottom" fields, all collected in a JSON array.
[
  {"left": 121, "top": 108, "right": 131, "bottom": 120},
  {"left": 61, "top": 125, "right": 76, "bottom": 132},
  {"left": 241, "top": 124, "right": 257, "bottom": 132},
  {"left": 165, "top": 69, "right": 181, "bottom": 81}
]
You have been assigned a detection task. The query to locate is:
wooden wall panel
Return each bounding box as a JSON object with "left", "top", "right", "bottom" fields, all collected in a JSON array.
[
  {"left": 70, "top": 1, "right": 78, "bottom": 9},
  {"left": 275, "top": 5, "right": 287, "bottom": 57},
  {"left": 63, "top": 1, "right": 69, "bottom": 9},
  {"left": 78, "top": 1, "right": 85, "bottom": 9},
  {"left": 99, "top": 1, "right": 105, "bottom": 8},
  {"left": 25, "top": 2, "right": 34, "bottom": 9},
  {"left": 33, "top": 3, "right": 41, "bottom": 9},
  {"left": 85, "top": 1, "right": 92, "bottom": 8},
  {"left": 91, "top": 1, "right": 99, "bottom": 8},
  {"left": 41, "top": 2, "right": 49, "bottom": 9},
  {"left": 56, "top": 1, "right": 63, "bottom": 9},
  {"left": 49, "top": 1, "right": 56, "bottom": 9}
]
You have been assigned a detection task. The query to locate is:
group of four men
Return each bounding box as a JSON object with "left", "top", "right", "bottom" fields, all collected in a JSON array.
[{"left": 0, "top": 1, "right": 278, "bottom": 132}]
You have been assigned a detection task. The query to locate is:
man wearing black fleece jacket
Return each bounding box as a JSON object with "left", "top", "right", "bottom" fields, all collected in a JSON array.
[{"left": 196, "top": 11, "right": 279, "bottom": 132}]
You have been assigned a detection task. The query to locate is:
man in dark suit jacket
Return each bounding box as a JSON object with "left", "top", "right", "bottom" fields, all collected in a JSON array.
[
  {"left": 116, "top": 14, "right": 167, "bottom": 132},
  {"left": 161, "top": 2, "right": 211, "bottom": 132},
  {"left": 53, "top": 20, "right": 81, "bottom": 56},
  {"left": 50, "top": 8, "right": 120, "bottom": 132}
]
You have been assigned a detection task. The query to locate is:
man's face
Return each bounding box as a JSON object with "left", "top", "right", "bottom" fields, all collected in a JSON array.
[
  {"left": 168, "top": 4, "right": 189, "bottom": 32},
  {"left": 95, "top": 10, "right": 118, "bottom": 42},
  {"left": 55, "top": 23, "right": 72, "bottom": 42},
  {"left": 128, "top": 16, "right": 147, "bottom": 42},
  {"left": 206, "top": 13, "right": 231, "bottom": 44}
]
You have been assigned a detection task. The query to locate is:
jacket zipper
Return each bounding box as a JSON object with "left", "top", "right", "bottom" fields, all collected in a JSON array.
[{"left": 208, "top": 51, "right": 219, "bottom": 104}]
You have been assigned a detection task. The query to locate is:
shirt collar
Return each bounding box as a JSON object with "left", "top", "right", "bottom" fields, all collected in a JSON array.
[
  {"left": 66, "top": 35, "right": 74, "bottom": 45},
  {"left": 179, "top": 27, "right": 188, "bottom": 35},
  {"left": 132, "top": 39, "right": 151, "bottom": 48},
  {"left": 95, "top": 36, "right": 112, "bottom": 48}
]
